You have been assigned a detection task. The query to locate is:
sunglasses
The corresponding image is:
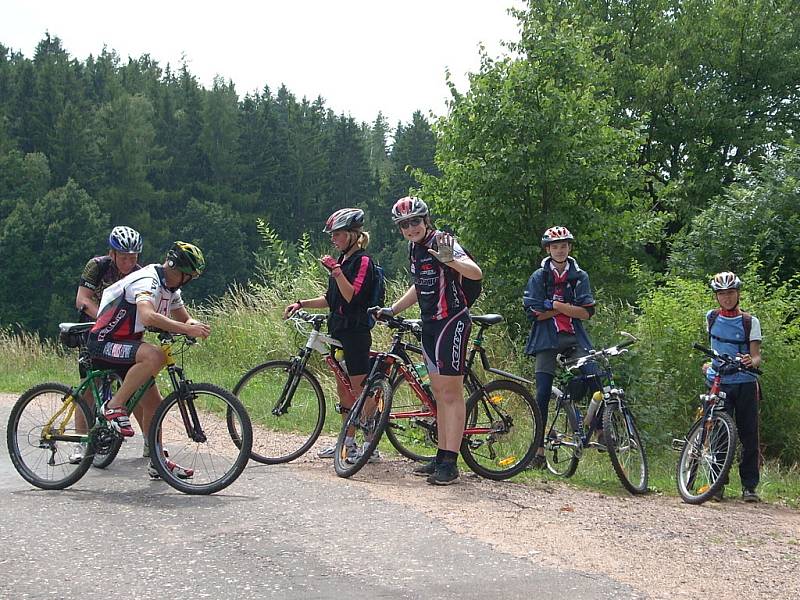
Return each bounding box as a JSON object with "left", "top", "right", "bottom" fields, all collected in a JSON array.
[{"left": 398, "top": 217, "right": 424, "bottom": 229}]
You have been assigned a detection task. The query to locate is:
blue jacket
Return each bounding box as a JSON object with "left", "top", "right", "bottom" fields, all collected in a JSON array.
[{"left": 522, "top": 256, "right": 595, "bottom": 356}]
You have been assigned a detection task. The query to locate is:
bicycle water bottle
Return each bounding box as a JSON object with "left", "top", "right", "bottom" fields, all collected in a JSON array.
[
  {"left": 583, "top": 390, "right": 603, "bottom": 428},
  {"left": 414, "top": 362, "right": 435, "bottom": 403},
  {"left": 334, "top": 348, "right": 348, "bottom": 374}
]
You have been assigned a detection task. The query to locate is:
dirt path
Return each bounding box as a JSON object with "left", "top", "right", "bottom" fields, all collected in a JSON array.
[
  {"left": 3, "top": 392, "right": 797, "bottom": 599},
  {"left": 286, "top": 436, "right": 799, "bottom": 600}
]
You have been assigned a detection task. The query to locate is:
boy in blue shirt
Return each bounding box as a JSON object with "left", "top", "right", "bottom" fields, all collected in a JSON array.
[{"left": 705, "top": 271, "right": 763, "bottom": 502}]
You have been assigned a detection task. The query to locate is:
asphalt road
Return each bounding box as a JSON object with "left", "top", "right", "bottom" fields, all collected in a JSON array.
[{"left": 0, "top": 398, "right": 641, "bottom": 600}]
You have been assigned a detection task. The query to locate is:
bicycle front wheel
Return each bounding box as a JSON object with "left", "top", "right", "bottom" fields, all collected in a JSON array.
[
  {"left": 461, "top": 379, "right": 543, "bottom": 481},
  {"left": 384, "top": 375, "right": 437, "bottom": 462},
  {"left": 6, "top": 383, "right": 94, "bottom": 490},
  {"left": 603, "top": 402, "right": 648, "bottom": 494},
  {"left": 92, "top": 372, "right": 124, "bottom": 469},
  {"left": 232, "top": 360, "right": 325, "bottom": 464},
  {"left": 676, "top": 411, "right": 737, "bottom": 504},
  {"left": 333, "top": 376, "right": 392, "bottom": 478},
  {"left": 544, "top": 392, "right": 580, "bottom": 478},
  {"left": 150, "top": 383, "right": 253, "bottom": 495}
]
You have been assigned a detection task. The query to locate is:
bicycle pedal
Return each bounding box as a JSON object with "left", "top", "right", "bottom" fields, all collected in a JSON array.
[{"left": 671, "top": 438, "right": 686, "bottom": 452}]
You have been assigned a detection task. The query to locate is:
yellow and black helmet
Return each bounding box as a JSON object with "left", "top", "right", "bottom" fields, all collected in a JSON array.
[{"left": 166, "top": 241, "right": 206, "bottom": 276}]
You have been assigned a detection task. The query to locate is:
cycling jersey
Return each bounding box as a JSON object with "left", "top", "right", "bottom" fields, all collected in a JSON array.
[
  {"left": 78, "top": 255, "right": 142, "bottom": 304},
  {"left": 410, "top": 230, "right": 469, "bottom": 322},
  {"left": 326, "top": 249, "right": 376, "bottom": 334},
  {"left": 90, "top": 264, "right": 184, "bottom": 342}
]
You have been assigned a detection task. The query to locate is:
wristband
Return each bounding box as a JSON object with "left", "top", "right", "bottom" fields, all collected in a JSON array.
[
  {"left": 543, "top": 299, "right": 554, "bottom": 310},
  {"left": 297, "top": 300, "right": 303, "bottom": 308}
]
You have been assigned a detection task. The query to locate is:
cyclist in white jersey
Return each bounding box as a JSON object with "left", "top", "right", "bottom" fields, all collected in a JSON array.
[{"left": 87, "top": 241, "right": 211, "bottom": 479}]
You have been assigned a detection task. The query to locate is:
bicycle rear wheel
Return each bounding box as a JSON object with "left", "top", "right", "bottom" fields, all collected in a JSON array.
[
  {"left": 150, "top": 383, "right": 253, "bottom": 495},
  {"left": 333, "top": 376, "right": 392, "bottom": 478},
  {"left": 384, "top": 375, "right": 437, "bottom": 462},
  {"left": 460, "top": 379, "right": 543, "bottom": 481},
  {"left": 544, "top": 391, "right": 580, "bottom": 478},
  {"left": 676, "top": 411, "right": 737, "bottom": 504},
  {"left": 6, "top": 383, "right": 94, "bottom": 490},
  {"left": 603, "top": 402, "right": 648, "bottom": 494},
  {"left": 231, "top": 360, "right": 325, "bottom": 464},
  {"left": 92, "top": 372, "right": 124, "bottom": 469}
]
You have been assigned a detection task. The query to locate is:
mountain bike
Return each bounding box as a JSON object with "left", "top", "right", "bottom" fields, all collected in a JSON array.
[
  {"left": 234, "top": 311, "right": 542, "bottom": 480},
  {"left": 385, "top": 313, "right": 543, "bottom": 479},
  {"left": 7, "top": 322, "right": 253, "bottom": 495},
  {"left": 543, "top": 332, "right": 648, "bottom": 494},
  {"left": 333, "top": 311, "right": 542, "bottom": 480},
  {"left": 673, "top": 343, "right": 761, "bottom": 505}
]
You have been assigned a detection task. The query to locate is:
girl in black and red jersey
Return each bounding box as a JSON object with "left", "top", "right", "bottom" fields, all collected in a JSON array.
[
  {"left": 378, "top": 196, "right": 483, "bottom": 485},
  {"left": 284, "top": 208, "right": 379, "bottom": 464}
]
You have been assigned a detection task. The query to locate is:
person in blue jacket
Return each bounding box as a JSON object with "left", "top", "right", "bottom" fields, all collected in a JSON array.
[{"left": 523, "top": 226, "right": 597, "bottom": 467}]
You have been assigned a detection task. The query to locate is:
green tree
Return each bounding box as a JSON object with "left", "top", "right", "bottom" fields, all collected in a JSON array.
[
  {"left": 421, "top": 13, "right": 648, "bottom": 312},
  {"left": 0, "top": 180, "right": 107, "bottom": 333},
  {"left": 669, "top": 143, "right": 800, "bottom": 282},
  {"left": 0, "top": 150, "right": 51, "bottom": 223},
  {"left": 168, "top": 198, "right": 250, "bottom": 301}
]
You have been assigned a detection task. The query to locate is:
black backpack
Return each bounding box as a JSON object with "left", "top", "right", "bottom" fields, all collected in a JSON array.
[
  {"left": 366, "top": 262, "right": 386, "bottom": 328},
  {"left": 409, "top": 239, "right": 482, "bottom": 307},
  {"left": 707, "top": 309, "right": 752, "bottom": 347}
]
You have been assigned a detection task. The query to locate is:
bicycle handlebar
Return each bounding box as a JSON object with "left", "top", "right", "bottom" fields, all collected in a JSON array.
[
  {"left": 560, "top": 332, "right": 638, "bottom": 369},
  {"left": 367, "top": 308, "right": 422, "bottom": 335},
  {"left": 145, "top": 327, "right": 197, "bottom": 345},
  {"left": 692, "top": 343, "right": 762, "bottom": 376}
]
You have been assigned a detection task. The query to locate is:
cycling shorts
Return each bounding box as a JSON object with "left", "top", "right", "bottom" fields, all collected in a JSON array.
[
  {"left": 87, "top": 337, "right": 142, "bottom": 377},
  {"left": 421, "top": 309, "right": 471, "bottom": 376},
  {"left": 334, "top": 329, "right": 373, "bottom": 377}
]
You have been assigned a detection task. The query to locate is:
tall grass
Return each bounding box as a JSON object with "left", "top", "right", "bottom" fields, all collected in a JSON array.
[{"left": 1, "top": 246, "right": 798, "bottom": 502}]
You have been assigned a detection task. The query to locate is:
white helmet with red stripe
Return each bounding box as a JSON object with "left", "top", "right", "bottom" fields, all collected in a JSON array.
[
  {"left": 323, "top": 208, "right": 364, "bottom": 233},
  {"left": 391, "top": 196, "right": 429, "bottom": 224},
  {"left": 541, "top": 225, "right": 574, "bottom": 247}
]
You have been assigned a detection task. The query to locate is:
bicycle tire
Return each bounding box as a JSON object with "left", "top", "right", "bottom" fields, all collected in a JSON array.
[
  {"left": 544, "top": 391, "right": 580, "bottom": 478},
  {"left": 460, "top": 379, "right": 543, "bottom": 481},
  {"left": 333, "top": 376, "right": 392, "bottom": 478},
  {"left": 6, "top": 382, "right": 94, "bottom": 490},
  {"left": 150, "top": 383, "right": 253, "bottom": 495},
  {"left": 384, "top": 375, "right": 437, "bottom": 462},
  {"left": 231, "top": 360, "right": 325, "bottom": 464},
  {"left": 92, "top": 372, "right": 124, "bottom": 469},
  {"left": 603, "top": 401, "right": 649, "bottom": 494},
  {"left": 676, "top": 411, "right": 737, "bottom": 505}
]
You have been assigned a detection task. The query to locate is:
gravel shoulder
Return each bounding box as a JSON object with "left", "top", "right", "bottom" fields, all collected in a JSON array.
[
  {"left": 289, "top": 435, "right": 800, "bottom": 600},
  {"left": 3, "top": 392, "right": 798, "bottom": 599}
]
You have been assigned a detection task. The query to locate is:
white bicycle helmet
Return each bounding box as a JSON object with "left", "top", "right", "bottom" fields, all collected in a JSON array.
[
  {"left": 541, "top": 226, "right": 574, "bottom": 247},
  {"left": 108, "top": 226, "right": 143, "bottom": 254},
  {"left": 391, "top": 196, "right": 429, "bottom": 224},
  {"left": 710, "top": 271, "right": 742, "bottom": 291}
]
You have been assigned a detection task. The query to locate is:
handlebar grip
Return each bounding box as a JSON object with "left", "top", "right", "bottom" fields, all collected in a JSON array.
[
  {"left": 617, "top": 338, "right": 636, "bottom": 349},
  {"left": 692, "top": 342, "right": 713, "bottom": 354}
]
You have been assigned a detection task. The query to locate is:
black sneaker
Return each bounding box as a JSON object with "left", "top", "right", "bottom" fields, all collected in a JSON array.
[
  {"left": 427, "top": 462, "right": 459, "bottom": 486},
  {"left": 742, "top": 488, "right": 761, "bottom": 503},
  {"left": 412, "top": 460, "right": 436, "bottom": 477}
]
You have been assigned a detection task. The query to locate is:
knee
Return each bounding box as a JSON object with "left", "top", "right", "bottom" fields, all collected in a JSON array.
[{"left": 138, "top": 345, "right": 166, "bottom": 371}]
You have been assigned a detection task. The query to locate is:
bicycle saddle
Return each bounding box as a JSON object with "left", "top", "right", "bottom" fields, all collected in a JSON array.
[{"left": 472, "top": 314, "right": 504, "bottom": 327}]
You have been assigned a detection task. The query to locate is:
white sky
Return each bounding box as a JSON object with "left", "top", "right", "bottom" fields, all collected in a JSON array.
[{"left": 2, "top": 0, "right": 526, "bottom": 126}]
